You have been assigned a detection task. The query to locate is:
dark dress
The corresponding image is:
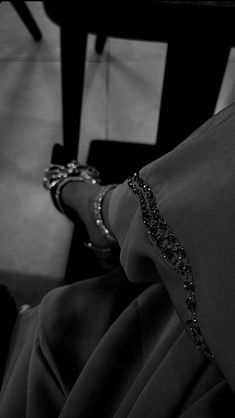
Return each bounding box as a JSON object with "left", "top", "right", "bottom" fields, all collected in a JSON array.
[{"left": 1, "top": 103, "right": 235, "bottom": 417}]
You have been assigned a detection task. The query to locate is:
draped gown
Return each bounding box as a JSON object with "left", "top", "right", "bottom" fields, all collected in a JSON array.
[{"left": 1, "top": 103, "right": 235, "bottom": 417}]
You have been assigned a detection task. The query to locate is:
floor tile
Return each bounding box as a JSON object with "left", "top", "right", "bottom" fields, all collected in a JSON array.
[
  {"left": 228, "top": 47, "right": 235, "bottom": 62},
  {"left": 215, "top": 60, "right": 235, "bottom": 113},
  {"left": 0, "top": 169, "right": 72, "bottom": 278},
  {"left": 0, "top": 2, "right": 60, "bottom": 61},
  {"left": 109, "top": 38, "right": 166, "bottom": 63},
  {"left": 0, "top": 57, "right": 71, "bottom": 280},
  {"left": 107, "top": 55, "right": 166, "bottom": 143},
  {"left": 0, "top": 61, "right": 61, "bottom": 122},
  {"left": 79, "top": 61, "right": 107, "bottom": 162},
  {"left": 0, "top": 109, "right": 72, "bottom": 278}
]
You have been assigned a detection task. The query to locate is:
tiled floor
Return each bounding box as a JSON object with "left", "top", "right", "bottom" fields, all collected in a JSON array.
[{"left": 0, "top": 2, "right": 235, "bottom": 304}]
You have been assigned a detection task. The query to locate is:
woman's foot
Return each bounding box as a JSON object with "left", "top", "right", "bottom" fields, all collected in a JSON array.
[
  {"left": 61, "top": 180, "right": 119, "bottom": 268},
  {"left": 61, "top": 181, "right": 111, "bottom": 249},
  {"left": 43, "top": 159, "right": 119, "bottom": 268}
]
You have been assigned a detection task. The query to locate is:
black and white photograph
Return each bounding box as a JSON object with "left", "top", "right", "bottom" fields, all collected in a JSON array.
[{"left": 0, "top": 1, "right": 235, "bottom": 416}]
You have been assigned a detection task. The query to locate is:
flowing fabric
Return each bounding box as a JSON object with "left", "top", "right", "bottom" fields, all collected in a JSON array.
[{"left": 1, "top": 103, "right": 235, "bottom": 417}]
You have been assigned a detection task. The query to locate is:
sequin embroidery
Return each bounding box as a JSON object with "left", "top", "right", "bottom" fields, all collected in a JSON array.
[{"left": 128, "top": 172, "right": 214, "bottom": 360}]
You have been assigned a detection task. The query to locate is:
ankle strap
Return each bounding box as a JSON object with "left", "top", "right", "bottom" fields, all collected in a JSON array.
[{"left": 93, "top": 185, "right": 117, "bottom": 244}]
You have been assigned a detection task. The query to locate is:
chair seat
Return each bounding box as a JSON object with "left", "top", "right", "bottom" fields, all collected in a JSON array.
[{"left": 43, "top": 1, "right": 235, "bottom": 43}]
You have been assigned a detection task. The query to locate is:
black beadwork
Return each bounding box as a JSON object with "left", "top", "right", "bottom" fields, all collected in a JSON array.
[{"left": 128, "top": 172, "right": 214, "bottom": 361}]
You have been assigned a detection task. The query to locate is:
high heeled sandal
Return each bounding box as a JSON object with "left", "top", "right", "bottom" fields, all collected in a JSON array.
[
  {"left": 43, "top": 160, "right": 101, "bottom": 215},
  {"left": 43, "top": 160, "right": 119, "bottom": 267}
]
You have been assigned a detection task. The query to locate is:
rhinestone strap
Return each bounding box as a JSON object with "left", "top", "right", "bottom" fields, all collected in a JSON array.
[
  {"left": 93, "top": 185, "right": 117, "bottom": 244},
  {"left": 128, "top": 172, "right": 214, "bottom": 361},
  {"left": 43, "top": 161, "right": 101, "bottom": 214},
  {"left": 43, "top": 161, "right": 101, "bottom": 190}
]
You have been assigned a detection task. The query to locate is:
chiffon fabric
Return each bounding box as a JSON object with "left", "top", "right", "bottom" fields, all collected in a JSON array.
[{"left": 1, "top": 103, "right": 235, "bottom": 417}]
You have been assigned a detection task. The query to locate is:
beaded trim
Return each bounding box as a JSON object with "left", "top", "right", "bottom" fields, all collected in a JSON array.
[{"left": 128, "top": 172, "right": 214, "bottom": 360}]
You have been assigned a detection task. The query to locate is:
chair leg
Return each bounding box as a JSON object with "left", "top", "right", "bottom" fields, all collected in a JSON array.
[
  {"left": 60, "top": 26, "right": 88, "bottom": 161},
  {"left": 95, "top": 35, "right": 107, "bottom": 55},
  {"left": 10, "top": 1, "right": 42, "bottom": 41},
  {"left": 156, "top": 39, "right": 231, "bottom": 157}
]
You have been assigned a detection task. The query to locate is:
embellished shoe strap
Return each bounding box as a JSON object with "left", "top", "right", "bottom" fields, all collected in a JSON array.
[
  {"left": 93, "top": 185, "right": 117, "bottom": 245},
  {"left": 43, "top": 161, "right": 101, "bottom": 191},
  {"left": 43, "top": 161, "right": 101, "bottom": 214},
  {"left": 128, "top": 172, "right": 214, "bottom": 361}
]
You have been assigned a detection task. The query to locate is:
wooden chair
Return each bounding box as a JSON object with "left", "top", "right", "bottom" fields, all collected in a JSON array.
[
  {"left": 0, "top": 1, "right": 42, "bottom": 42},
  {"left": 43, "top": 1, "right": 235, "bottom": 170}
]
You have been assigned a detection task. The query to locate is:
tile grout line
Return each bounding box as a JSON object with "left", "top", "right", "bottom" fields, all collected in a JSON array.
[{"left": 0, "top": 59, "right": 60, "bottom": 62}]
